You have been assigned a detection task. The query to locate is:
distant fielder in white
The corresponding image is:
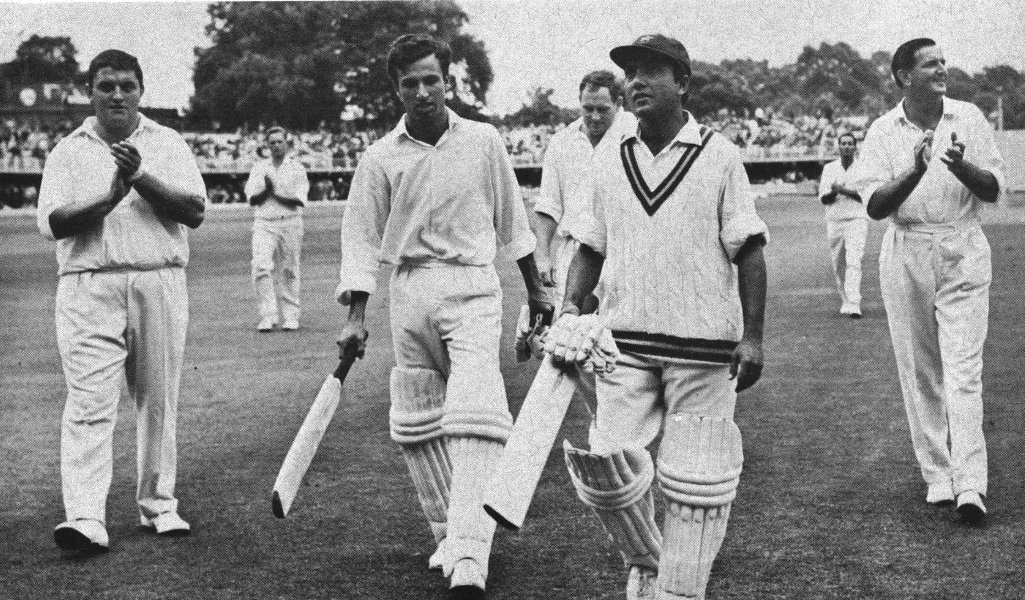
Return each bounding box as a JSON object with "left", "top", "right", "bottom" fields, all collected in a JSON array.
[
  {"left": 36, "top": 49, "right": 206, "bottom": 553},
  {"left": 245, "top": 126, "right": 309, "bottom": 332},
  {"left": 851, "top": 38, "right": 1004, "bottom": 524},
  {"left": 818, "top": 132, "right": 867, "bottom": 317},
  {"left": 549, "top": 35, "right": 768, "bottom": 599},
  {"left": 334, "top": 34, "right": 552, "bottom": 600}
]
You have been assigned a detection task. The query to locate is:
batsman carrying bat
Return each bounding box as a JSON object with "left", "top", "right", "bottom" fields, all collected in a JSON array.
[{"left": 271, "top": 334, "right": 365, "bottom": 518}]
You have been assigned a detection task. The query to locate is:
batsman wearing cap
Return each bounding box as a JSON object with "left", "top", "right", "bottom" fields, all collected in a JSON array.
[
  {"left": 850, "top": 38, "right": 1004, "bottom": 523},
  {"left": 546, "top": 35, "right": 768, "bottom": 599},
  {"left": 335, "top": 34, "right": 552, "bottom": 599}
]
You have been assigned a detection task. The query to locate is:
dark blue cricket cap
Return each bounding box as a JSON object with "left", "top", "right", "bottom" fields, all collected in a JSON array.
[{"left": 610, "top": 34, "right": 691, "bottom": 75}]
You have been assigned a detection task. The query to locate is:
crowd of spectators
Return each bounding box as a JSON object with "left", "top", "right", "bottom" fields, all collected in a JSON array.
[
  {"left": 700, "top": 106, "right": 869, "bottom": 160},
  {"left": 1, "top": 110, "right": 874, "bottom": 208}
]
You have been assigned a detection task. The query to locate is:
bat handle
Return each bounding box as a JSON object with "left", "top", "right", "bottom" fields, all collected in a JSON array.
[{"left": 333, "top": 352, "right": 357, "bottom": 381}]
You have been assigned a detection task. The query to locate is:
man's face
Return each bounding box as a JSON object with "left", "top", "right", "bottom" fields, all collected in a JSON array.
[
  {"left": 395, "top": 54, "right": 448, "bottom": 125},
  {"left": 90, "top": 67, "right": 141, "bottom": 130},
  {"left": 838, "top": 135, "right": 857, "bottom": 160},
  {"left": 267, "top": 132, "right": 287, "bottom": 160},
  {"left": 903, "top": 45, "right": 947, "bottom": 96},
  {"left": 623, "top": 56, "right": 686, "bottom": 120},
  {"left": 580, "top": 85, "right": 618, "bottom": 141}
]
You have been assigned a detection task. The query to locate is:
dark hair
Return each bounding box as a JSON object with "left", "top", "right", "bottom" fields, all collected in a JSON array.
[
  {"left": 386, "top": 34, "right": 451, "bottom": 85},
  {"left": 87, "top": 49, "right": 144, "bottom": 92},
  {"left": 838, "top": 132, "right": 857, "bottom": 144},
  {"left": 579, "top": 70, "right": 623, "bottom": 102},
  {"left": 891, "top": 38, "right": 936, "bottom": 88},
  {"left": 265, "top": 126, "right": 287, "bottom": 140}
]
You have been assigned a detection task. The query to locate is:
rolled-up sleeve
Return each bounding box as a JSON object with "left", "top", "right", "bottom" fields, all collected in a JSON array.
[
  {"left": 243, "top": 162, "right": 266, "bottom": 200},
  {"left": 165, "top": 134, "right": 207, "bottom": 199},
  {"left": 336, "top": 151, "right": 389, "bottom": 301},
  {"left": 848, "top": 121, "right": 891, "bottom": 206},
  {"left": 490, "top": 132, "right": 536, "bottom": 260},
  {"left": 719, "top": 153, "right": 768, "bottom": 262},
  {"left": 293, "top": 165, "right": 310, "bottom": 205},
  {"left": 533, "top": 143, "right": 563, "bottom": 221},
  {"left": 36, "top": 142, "right": 73, "bottom": 240},
  {"left": 969, "top": 106, "right": 1006, "bottom": 204},
  {"left": 566, "top": 170, "right": 606, "bottom": 255}
]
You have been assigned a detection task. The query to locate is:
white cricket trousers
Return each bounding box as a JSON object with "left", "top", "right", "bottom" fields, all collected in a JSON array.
[
  {"left": 879, "top": 221, "right": 990, "bottom": 496},
  {"left": 55, "top": 268, "right": 188, "bottom": 523},
  {"left": 590, "top": 352, "right": 737, "bottom": 452},
  {"left": 252, "top": 216, "right": 303, "bottom": 322},
  {"left": 827, "top": 218, "right": 867, "bottom": 313}
]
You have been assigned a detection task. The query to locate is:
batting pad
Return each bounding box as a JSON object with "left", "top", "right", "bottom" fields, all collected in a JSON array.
[
  {"left": 446, "top": 436, "right": 504, "bottom": 580},
  {"left": 564, "top": 442, "right": 662, "bottom": 570},
  {"left": 442, "top": 407, "right": 513, "bottom": 444},
  {"left": 390, "top": 368, "right": 451, "bottom": 544},
  {"left": 655, "top": 414, "right": 743, "bottom": 600}
]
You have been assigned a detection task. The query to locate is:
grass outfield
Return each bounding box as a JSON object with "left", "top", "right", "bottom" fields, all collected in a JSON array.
[{"left": 1, "top": 196, "right": 1024, "bottom": 599}]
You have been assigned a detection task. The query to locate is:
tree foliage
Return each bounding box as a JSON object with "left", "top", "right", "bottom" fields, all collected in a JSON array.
[
  {"left": 1, "top": 35, "right": 79, "bottom": 84},
  {"left": 191, "top": 1, "right": 494, "bottom": 129}
]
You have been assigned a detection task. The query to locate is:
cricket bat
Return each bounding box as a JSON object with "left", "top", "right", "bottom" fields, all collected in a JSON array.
[
  {"left": 272, "top": 355, "right": 357, "bottom": 518},
  {"left": 483, "top": 355, "right": 580, "bottom": 531}
]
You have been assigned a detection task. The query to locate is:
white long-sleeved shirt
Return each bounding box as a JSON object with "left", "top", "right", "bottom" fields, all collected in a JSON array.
[
  {"left": 818, "top": 159, "right": 867, "bottom": 221},
  {"left": 36, "top": 115, "right": 206, "bottom": 275},
  {"left": 244, "top": 156, "right": 310, "bottom": 219},
  {"left": 570, "top": 113, "right": 768, "bottom": 344},
  {"left": 336, "top": 109, "right": 536, "bottom": 299},
  {"left": 534, "top": 111, "right": 636, "bottom": 237},
  {"left": 849, "top": 97, "right": 1005, "bottom": 227}
]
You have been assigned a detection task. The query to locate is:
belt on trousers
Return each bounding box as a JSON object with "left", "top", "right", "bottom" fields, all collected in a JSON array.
[
  {"left": 256, "top": 214, "right": 302, "bottom": 221},
  {"left": 892, "top": 219, "right": 979, "bottom": 236}
]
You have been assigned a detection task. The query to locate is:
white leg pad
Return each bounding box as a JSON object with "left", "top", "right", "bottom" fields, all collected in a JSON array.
[
  {"left": 390, "top": 368, "right": 451, "bottom": 545},
  {"left": 564, "top": 441, "right": 662, "bottom": 570},
  {"left": 445, "top": 436, "right": 504, "bottom": 581},
  {"left": 655, "top": 414, "right": 743, "bottom": 600}
]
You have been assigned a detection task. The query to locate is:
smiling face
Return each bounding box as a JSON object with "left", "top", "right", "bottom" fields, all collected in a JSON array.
[
  {"left": 837, "top": 134, "right": 857, "bottom": 161},
  {"left": 395, "top": 53, "right": 448, "bottom": 128},
  {"left": 622, "top": 55, "right": 687, "bottom": 121},
  {"left": 90, "top": 67, "right": 142, "bottom": 132},
  {"left": 901, "top": 45, "right": 947, "bottom": 98}
]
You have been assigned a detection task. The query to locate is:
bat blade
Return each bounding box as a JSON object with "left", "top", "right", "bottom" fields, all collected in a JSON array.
[
  {"left": 271, "top": 357, "right": 354, "bottom": 518},
  {"left": 484, "top": 355, "right": 579, "bottom": 530}
]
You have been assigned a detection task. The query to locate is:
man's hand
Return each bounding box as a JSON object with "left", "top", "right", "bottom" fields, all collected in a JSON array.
[
  {"left": 111, "top": 141, "right": 142, "bottom": 182},
  {"left": 939, "top": 131, "right": 965, "bottom": 174},
  {"left": 514, "top": 305, "right": 547, "bottom": 362},
  {"left": 336, "top": 322, "right": 368, "bottom": 361},
  {"left": 107, "top": 166, "right": 130, "bottom": 207},
  {"left": 914, "top": 130, "right": 933, "bottom": 174},
  {"left": 264, "top": 174, "right": 276, "bottom": 195},
  {"left": 543, "top": 312, "right": 618, "bottom": 374},
  {"left": 527, "top": 291, "right": 555, "bottom": 331},
  {"left": 537, "top": 256, "right": 556, "bottom": 288},
  {"left": 729, "top": 337, "right": 763, "bottom": 392}
]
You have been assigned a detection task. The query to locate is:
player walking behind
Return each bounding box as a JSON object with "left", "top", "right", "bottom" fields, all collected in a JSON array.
[
  {"left": 534, "top": 70, "right": 635, "bottom": 309},
  {"left": 819, "top": 132, "right": 868, "bottom": 317},
  {"left": 547, "top": 34, "right": 768, "bottom": 599},
  {"left": 36, "top": 50, "right": 206, "bottom": 553},
  {"left": 245, "top": 126, "right": 309, "bottom": 332},
  {"left": 335, "top": 35, "right": 552, "bottom": 599},
  {"left": 850, "top": 38, "right": 1004, "bottom": 523}
]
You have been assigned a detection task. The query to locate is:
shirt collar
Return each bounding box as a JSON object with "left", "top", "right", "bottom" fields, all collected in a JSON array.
[
  {"left": 894, "top": 96, "right": 956, "bottom": 126},
  {"left": 75, "top": 113, "right": 156, "bottom": 143},
  {"left": 395, "top": 107, "right": 460, "bottom": 142},
  {"left": 622, "top": 110, "right": 705, "bottom": 148}
]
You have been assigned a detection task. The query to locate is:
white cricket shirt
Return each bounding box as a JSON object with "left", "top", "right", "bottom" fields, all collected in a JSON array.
[
  {"left": 244, "top": 156, "right": 310, "bottom": 219},
  {"left": 849, "top": 97, "right": 1005, "bottom": 227},
  {"left": 336, "top": 109, "right": 536, "bottom": 299},
  {"left": 37, "top": 115, "right": 206, "bottom": 275},
  {"left": 818, "top": 159, "right": 868, "bottom": 221}
]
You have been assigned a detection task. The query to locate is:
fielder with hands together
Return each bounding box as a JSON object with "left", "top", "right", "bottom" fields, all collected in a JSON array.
[{"left": 852, "top": 38, "right": 1003, "bottom": 523}]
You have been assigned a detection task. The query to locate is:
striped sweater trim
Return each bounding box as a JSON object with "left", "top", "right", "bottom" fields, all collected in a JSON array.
[
  {"left": 619, "top": 126, "right": 714, "bottom": 217},
  {"left": 611, "top": 330, "right": 737, "bottom": 364}
]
